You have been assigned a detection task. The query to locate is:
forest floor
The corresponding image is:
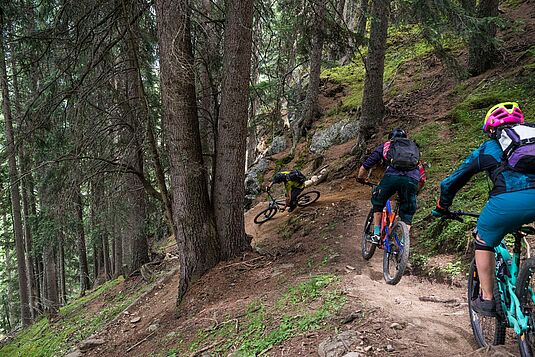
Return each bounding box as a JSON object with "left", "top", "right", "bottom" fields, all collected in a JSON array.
[{"left": 78, "top": 178, "right": 518, "bottom": 357}]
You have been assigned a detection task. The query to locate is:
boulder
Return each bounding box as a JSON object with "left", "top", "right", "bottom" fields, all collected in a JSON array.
[
  {"left": 265, "top": 136, "right": 287, "bottom": 156},
  {"left": 310, "top": 120, "right": 359, "bottom": 154}
]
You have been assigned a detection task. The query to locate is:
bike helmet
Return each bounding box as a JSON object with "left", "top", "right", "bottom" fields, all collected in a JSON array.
[
  {"left": 272, "top": 172, "right": 287, "bottom": 184},
  {"left": 482, "top": 102, "right": 524, "bottom": 133},
  {"left": 388, "top": 128, "right": 407, "bottom": 140}
]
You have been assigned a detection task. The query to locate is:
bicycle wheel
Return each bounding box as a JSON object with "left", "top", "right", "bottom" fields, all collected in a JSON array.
[
  {"left": 383, "top": 221, "right": 410, "bottom": 285},
  {"left": 467, "top": 258, "right": 506, "bottom": 347},
  {"left": 253, "top": 207, "right": 277, "bottom": 224},
  {"left": 361, "top": 209, "right": 376, "bottom": 260},
  {"left": 516, "top": 257, "right": 535, "bottom": 356},
  {"left": 297, "top": 191, "right": 320, "bottom": 207}
]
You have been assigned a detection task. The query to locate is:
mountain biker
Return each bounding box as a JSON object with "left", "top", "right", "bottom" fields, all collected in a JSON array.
[
  {"left": 432, "top": 102, "right": 535, "bottom": 317},
  {"left": 266, "top": 170, "right": 306, "bottom": 212},
  {"left": 357, "top": 128, "right": 426, "bottom": 244}
]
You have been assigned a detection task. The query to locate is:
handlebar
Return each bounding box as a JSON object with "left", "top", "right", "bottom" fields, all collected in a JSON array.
[{"left": 441, "top": 210, "right": 480, "bottom": 223}]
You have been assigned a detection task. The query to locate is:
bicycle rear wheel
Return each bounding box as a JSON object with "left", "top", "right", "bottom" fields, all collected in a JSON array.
[
  {"left": 515, "top": 257, "right": 535, "bottom": 356},
  {"left": 253, "top": 207, "right": 277, "bottom": 224},
  {"left": 383, "top": 221, "right": 410, "bottom": 285},
  {"left": 297, "top": 191, "right": 320, "bottom": 207},
  {"left": 467, "top": 258, "right": 506, "bottom": 347},
  {"left": 361, "top": 209, "right": 376, "bottom": 260}
]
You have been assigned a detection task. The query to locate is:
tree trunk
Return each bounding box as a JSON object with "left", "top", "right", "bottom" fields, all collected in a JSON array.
[
  {"left": 292, "top": 0, "right": 325, "bottom": 150},
  {"left": 43, "top": 244, "right": 59, "bottom": 318},
  {"left": 113, "top": 208, "right": 123, "bottom": 278},
  {"left": 122, "top": 5, "right": 149, "bottom": 273},
  {"left": 0, "top": 12, "right": 31, "bottom": 327},
  {"left": 355, "top": 0, "right": 368, "bottom": 43},
  {"left": 354, "top": 0, "right": 390, "bottom": 157},
  {"left": 3, "top": 213, "right": 16, "bottom": 327},
  {"left": 58, "top": 232, "right": 67, "bottom": 305},
  {"left": 213, "top": 0, "right": 254, "bottom": 259},
  {"left": 467, "top": 0, "right": 499, "bottom": 76},
  {"left": 156, "top": 0, "right": 220, "bottom": 305},
  {"left": 75, "top": 189, "right": 90, "bottom": 293}
]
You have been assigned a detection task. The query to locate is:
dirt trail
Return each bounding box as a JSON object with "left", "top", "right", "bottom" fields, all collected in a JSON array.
[{"left": 80, "top": 178, "right": 522, "bottom": 357}]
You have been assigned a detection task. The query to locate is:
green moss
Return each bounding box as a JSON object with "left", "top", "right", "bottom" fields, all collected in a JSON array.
[{"left": 0, "top": 277, "right": 152, "bottom": 357}]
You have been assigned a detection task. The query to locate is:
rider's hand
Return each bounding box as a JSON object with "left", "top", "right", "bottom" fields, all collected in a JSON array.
[{"left": 431, "top": 206, "right": 449, "bottom": 218}]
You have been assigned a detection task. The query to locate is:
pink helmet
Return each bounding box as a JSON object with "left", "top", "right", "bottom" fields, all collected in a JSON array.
[{"left": 482, "top": 102, "right": 524, "bottom": 132}]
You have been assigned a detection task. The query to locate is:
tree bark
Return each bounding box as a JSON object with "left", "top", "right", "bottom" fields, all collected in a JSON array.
[
  {"left": 0, "top": 11, "right": 31, "bottom": 327},
  {"left": 354, "top": 0, "right": 390, "bottom": 157},
  {"left": 58, "top": 232, "right": 67, "bottom": 305},
  {"left": 122, "top": 3, "right": 149, "bottom": 273},
  {"left": 213, "top": 0, "right": 254, "bottom": 259},
  {"left": 3, "top": 213, "right": 16, "bottom": 327},
  {"left": 43, "top": 243, "right": 59, "bottom": 318},
  {"left": 156, "top": 0, "right": 220, "bottom": 305},
  {"left": 75, "top": 189, "right": 90, "bottom": 293}
]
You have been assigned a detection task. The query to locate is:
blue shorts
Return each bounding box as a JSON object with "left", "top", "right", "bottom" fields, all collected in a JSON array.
[{"left": 477, "top": 189, "right": 535, "bottom": 247}]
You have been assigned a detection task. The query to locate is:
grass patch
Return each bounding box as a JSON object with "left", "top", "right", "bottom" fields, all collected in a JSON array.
[
  {"left": 0, "top": 277, "right": 151, "bottom": 357},
  {"left": 175, "top": 274, "right": 346, "bottom": 356}
]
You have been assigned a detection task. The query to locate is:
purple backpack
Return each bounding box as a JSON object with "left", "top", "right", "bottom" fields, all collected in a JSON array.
[{"left": 496, "top": 123, "right": 535, "bottom": 173}]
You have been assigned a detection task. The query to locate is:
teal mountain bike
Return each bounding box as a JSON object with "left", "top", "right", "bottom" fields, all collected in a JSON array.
[{"left": 444, "top": 211, "right": 535, "bottom": 356}]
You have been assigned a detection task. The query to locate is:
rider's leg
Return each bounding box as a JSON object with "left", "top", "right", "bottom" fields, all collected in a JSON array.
[
  {"left": 474, "top": 237, "right": 495, "bottom": 300},
  {"left": 371, "top": 176, "right": 397, "bottom": 238},
  {"left": 288, "top": 188, "right": 303, "bottom": 212},
  {"left": 397, "top": 176, "right": 418, "bottom": 229}
]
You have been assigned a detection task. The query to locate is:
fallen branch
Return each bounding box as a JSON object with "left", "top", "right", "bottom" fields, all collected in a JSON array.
[
  {"left": 190, "top": 340, "right": 225, "bottom": 357},
  {"left": 418, "top": 296, "right": 459, "bottom": 304},
  {"left": 125, "top": 331, "right": 156, "bottom": 353},
  {"left": 219, "top": 256, "right": 265, "bottom": 270}
]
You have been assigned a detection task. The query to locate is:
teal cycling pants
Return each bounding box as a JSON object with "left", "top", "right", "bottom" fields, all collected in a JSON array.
[{"left": 477, "top": 189, "right": 535, "bottom": 247}]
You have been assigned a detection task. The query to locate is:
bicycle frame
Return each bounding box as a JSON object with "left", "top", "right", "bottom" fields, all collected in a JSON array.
[
  {"left": 381, "top": 199, "right": 403, "bottom": 255},
  {"left": 495, "top": 235, "right": 529, "bottom": 335},
  {"left": 266, "top": 190, "right": 287, "bottom": 210}
]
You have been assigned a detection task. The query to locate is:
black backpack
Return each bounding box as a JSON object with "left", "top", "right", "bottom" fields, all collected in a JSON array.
[
  {"left": 385, "top": 138, "right": 420, "bottom": 171},
  {"left": 287, "top": 170, "right": 306, "bottom": 184}
]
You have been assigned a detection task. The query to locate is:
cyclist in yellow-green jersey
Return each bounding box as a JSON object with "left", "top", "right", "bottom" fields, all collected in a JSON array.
[{"left": 266, "top": 170, "right": 306, "bottom": 212}]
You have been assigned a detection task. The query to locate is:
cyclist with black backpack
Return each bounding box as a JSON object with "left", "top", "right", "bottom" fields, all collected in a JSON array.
[
  {"left": 357, "top": 128, "right": 426, "bottom": 244},
  {"left": 432, "top": 102, "right": 535, "bottom": 316},
  {"left": 267, "top": 169, "right": 306, "bottom": 212}
]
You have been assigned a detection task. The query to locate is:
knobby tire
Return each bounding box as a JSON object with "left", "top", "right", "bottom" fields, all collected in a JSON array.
[
  {"left": 361, "top": 209, "right": 376, "bottom": 260},
  {"left": 253, "top": 207, "right": 277, "bottom": 224},
  {"left": 467, "top": 258, "right": 506, "bottom": 348},
  {"left": 515, "top": 257, "right": 535, "bottom": 357},
  {"left": 383, "top": 221, "right": 410, "bottom": 285}
]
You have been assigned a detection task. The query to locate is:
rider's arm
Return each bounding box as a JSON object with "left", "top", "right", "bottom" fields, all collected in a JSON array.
[
  {"left": 358, "top": 144, "right": 384, "bottom": 180},
  {"left": 438, "top": 144, "right": 486, "bottom": 209}
]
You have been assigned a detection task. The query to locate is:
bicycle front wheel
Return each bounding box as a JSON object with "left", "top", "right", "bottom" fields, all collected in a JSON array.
[
  {"left": 297, "top": 191, "right": 320, "bottom": 207},
  {"left": 515, "top": 257, "right": 535, "bottom": 356},
  {"left": 253, "top": 207, "right": 277, "bottom": 224},
  {"left": 383, "top": 221, "right": 410, "bottom": 285},
  {"left": 361, "top": 209, "right": 376, "bottom": 260},
  {"left": 467, "top": 258, "right": 506, "bottom": 348}
]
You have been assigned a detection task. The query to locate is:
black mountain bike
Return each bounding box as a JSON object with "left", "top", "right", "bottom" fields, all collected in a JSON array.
[{"left": 253, "top": 188, "right": 320, "bottom": 224}]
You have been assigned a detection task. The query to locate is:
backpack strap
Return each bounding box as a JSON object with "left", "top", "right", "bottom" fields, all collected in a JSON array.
[{"left": 382, "top": 141, "right": 391, "bottom": 160}]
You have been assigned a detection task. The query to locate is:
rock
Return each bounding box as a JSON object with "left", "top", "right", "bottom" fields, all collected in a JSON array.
[
  {"left": 265, "top": 136, "right": 287, "bottom": 156},
  {"left": 342, "top": 353, "right": 362, "bottom": 357},
  {"left": 386, "top": 344, "right": 395, "bottom": 352},
  {"left": 345, "top": 265, "right": 356, "bottom": 271},
  {"left": 318, "top": 331, "right": 361, "bottom": 357},
  {"left": 310, "top": 120, "right": 360, "bottom": 154},
  {"left": 148, "top": 324, "right": 159, "bottom": 332},
  {"left": 65, "top": 350, "right": 83, "bottom": 357},
  {"left": 79, "top": 338, "right": 105, "bottom": 352},
  {"left": 130, "top": 316, "right": 141, "bottom": 323},
  {"left": 364, "top": 346, "right": 372, "bottom": 352},
  {"left": 244, "top": 157, "right": 270, "bottom": 208},
  {"left": 340, "top": 311, "right": 361, "bottom": 324},
  {"left": 390, "top": 322, "right": 404, "bottom": 330}
]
